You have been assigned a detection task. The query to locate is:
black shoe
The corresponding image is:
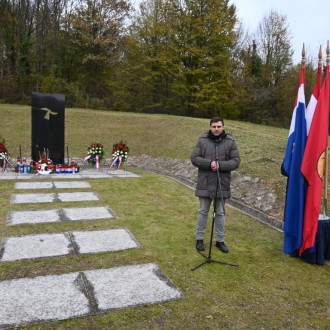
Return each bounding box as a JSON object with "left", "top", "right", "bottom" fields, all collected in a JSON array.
[
  {"left": 215, "top": 241, "right": 229, "bottom": 253},
  {"left": 196, "top": 240, "right": 205, "bottom": 251}
]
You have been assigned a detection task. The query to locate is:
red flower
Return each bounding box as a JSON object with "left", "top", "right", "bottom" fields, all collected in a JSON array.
[
  {"left": 111, "top": 140, "right": 129, "bottom": 162},
  {"left": 0, "top": 135, "right": 8, "bottom": 154}
]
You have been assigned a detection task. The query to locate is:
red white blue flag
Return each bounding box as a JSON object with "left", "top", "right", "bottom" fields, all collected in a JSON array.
[
  {"left": 306, "top": 65, "right": 322, "bottom": 135},
  {"left": 282, "top": 67, "right": 307, "bottom": 255}
]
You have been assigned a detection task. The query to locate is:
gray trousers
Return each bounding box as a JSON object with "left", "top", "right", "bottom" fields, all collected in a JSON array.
[{"left": 196, "top": 197, "right": 225, "bottom": 242}]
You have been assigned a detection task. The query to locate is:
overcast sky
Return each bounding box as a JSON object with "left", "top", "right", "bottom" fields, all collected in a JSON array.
[{"left": 229, "top": 0, "right": 330, "bottom": 64}]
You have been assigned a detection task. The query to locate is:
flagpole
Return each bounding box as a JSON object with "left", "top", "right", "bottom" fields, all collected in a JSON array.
[{"left": 323, "top": 41, "right": 330, "bottom": 216}]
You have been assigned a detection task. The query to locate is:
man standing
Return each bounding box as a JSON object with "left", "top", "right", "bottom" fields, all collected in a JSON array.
[{"left": 191, "top": 117, "right": 240, "bottom": 253}]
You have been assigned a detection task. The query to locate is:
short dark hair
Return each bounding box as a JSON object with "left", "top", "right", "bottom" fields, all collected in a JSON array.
[{"left": 210, "top": 117, "right": 224, "bottom": 126}]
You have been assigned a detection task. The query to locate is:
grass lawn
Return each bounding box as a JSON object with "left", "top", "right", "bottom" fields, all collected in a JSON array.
[
  {"left": 1, "top": 104, "right": 290, "bottom": 216},
  {"left": 0, "top": 105, "right": 329, "bottom": 329}
]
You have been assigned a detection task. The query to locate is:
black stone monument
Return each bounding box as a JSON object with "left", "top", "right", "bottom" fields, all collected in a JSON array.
[{"left": 31, "top": 92, "right": 65, "bottom": 164}]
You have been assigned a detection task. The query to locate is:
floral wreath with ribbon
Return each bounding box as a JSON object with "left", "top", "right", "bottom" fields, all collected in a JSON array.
[
  {"left": 0, "top": 135, "right": 10, "bottom": 172},
  {"left": 110, "top": 140, "right": 129, "bottom": 170},
  {"left": 34, "top": 153, "right": 54, "bottom": 175},
  {"left": 84, "top": 142, "right": 104, "bottom": 169}
]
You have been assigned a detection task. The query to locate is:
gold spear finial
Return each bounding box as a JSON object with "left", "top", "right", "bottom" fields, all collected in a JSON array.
[
  {"left": 318, "top": 45, "right": 322, "bottom": 68},
  {"left": 302, "top": 43, "right": 306, "bottom": 67}
]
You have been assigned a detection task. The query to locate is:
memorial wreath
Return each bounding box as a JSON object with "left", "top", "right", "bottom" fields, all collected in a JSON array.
[
  {"left": 0, "top": 135, "right": 9, "bottom": 172},
  {"left": 84, "top": 141, "right": 104, "bottom": 169},
  {"left": 110, "top": 139, "right": 129, "bottom": 170},
  {"left": 34, "top": 152, "right": 54, "bottom": 175}
]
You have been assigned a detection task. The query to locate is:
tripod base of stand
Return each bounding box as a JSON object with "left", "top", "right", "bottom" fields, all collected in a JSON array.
[{"left": 191, "top": 251, "right": 238, "bottom": 271}]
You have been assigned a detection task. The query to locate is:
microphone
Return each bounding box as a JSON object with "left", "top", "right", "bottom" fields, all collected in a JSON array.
[{"left": 214, "top": 143, "right": 219, "bottom": 161}]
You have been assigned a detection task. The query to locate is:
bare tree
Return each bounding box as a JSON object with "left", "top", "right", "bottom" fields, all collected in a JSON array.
[
  {"left": 67, "top": 0, "right": 131, "bottom": 98},
  {"left": 255, "top": 9, "right": 293, "bottom": 87},
  {"left": 0, "top": 0, "right": 35, "bottom": 99}
]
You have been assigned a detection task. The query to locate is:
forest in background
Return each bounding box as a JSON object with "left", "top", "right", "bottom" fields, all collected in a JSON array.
[{"left": 0, "top": 0, "right": 323, "bottom": 126}]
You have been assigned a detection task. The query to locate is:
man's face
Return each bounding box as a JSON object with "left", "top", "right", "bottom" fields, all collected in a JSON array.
[{"left": 210, "top": 121, "right": 224, "bottom": 136}]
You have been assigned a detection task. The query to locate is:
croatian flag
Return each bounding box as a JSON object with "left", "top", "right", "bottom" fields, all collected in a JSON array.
[
  {"left": 282, "top": 67, "right": 307, "bottom": 255},
  {"left": 300, "top": 65, "right": 329, "bottom": 254}
]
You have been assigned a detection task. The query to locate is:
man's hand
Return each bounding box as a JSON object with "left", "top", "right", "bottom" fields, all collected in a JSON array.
[{"left": 210, "top": 160, "right": 218, "bottom": 172}]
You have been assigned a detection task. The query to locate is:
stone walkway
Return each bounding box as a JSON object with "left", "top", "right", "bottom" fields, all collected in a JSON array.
[
  {"left": 15, "top": 181, "right": 92, "bottom": 189},
  {"left": 1, "top": 228, "right": 139, "bottom": 261},
  {"left": 0, "top": 168, "right": 139, "bottom": 181},
  {"left": 7, "top": 206, "right": 115, "bottom": 226},
  {"left": 0, "top": 263, "right": 182, "bottom": 328},
  {"left": 11, "top": 191, "right": 100, "bottom": 204},
  {"left": 0, "top": 170, "right": 183, "bottom": 329}
]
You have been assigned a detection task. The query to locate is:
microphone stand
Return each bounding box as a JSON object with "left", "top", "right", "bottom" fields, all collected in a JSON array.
[{"left": 191, "top": 142, "right": 238, "bottom": 271}]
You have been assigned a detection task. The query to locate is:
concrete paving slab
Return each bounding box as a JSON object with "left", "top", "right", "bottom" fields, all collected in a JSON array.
[
  {"left": 85, "top": 263, "right": 183, "bottom": 310},
  {"left": 73, "top": 228, "right": 139, "bottom": 253},
  {"left": 57, "top": 192, "right": 99, "bottom": 202},
  {"left": 11, "top": 193, "right": 55, "bottom": 204},
  {"left": 1, "top": 169, "right": 140, "bottom": 180},
  {"left": 107, "top": 169, "right": 128, "bottom": 175},
  {"left": 63, "top": 206, "right": 114, "bottom": 221},
  {"left": 7, "top": 209, "right": 61, "bottom": 226},
  {"left": 0, "top": 229, "right": 138, "bottom": 262},
  {"left": 80, "top": 173, "right": 115, "bottom": 178},
  {"left": 11, "top": 192, "right": 99, "bottom": 204},
  {"left": 7, "top": 206, "right": 114, "bottom": 226},
  {"left": 0, "top": 263, "right": 182, "bottom": 329},
  {"left": 15, "top": 181, "right": 91, "bottom": 190},
  {"left": 0, "top": 272, "right": 90, "bottom": 328},
  {"left": 78, "top": 168, "right": 140, "bottom": 178},
  {"left": 106, "top": 170, "right": 141, "bottom": 178},
  {"left": 54, "top": 181, "right": 91, "bottom": 189},
  {"left": 17, "top": 173, "right": 51, "bottom": 179},
  {"left": 0, "top": 233, "right": 72, "bottom": 261},
  {"left": 79, "top": 169, "right": 109, "bottom": 175},
  {"left": 51, "top": 173, "right": 83, "bottom": 179},
  {"left": 108, "top": 172, "right": 141, "bottom": 178},
  {"left": 0, "top": 173, "right": 17, "bottom": 180},
  {"left": 15, "top": 181, "right": 53, "bottom": 189}
]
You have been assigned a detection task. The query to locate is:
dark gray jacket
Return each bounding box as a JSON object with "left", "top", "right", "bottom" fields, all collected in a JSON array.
[{"left": 191, "top": 132, "right": 240, "bottom": 199}]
